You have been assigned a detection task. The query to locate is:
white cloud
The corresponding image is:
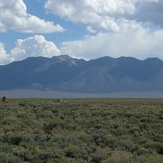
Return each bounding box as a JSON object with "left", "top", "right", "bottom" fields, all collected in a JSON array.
[
  {"left": 0, "top": 0, "right": 64, "bottom": 33},
  {"left": 0, "top": 27, "right": 163, "bottom": 66},
  {"left": 45, "top": 0, "right": 159, "bottom": 32},
  {"left": 11, "top": 35, "right": 61, "bottom": 61},
  {"left": 0, "top": 42, "right": 13, "bottom": 65},
  {"left": 61, "top": 27, "right": 163, "bottom": 60},
  {"left": 44, "top": 0, "right": 163, "bottom": 60}
]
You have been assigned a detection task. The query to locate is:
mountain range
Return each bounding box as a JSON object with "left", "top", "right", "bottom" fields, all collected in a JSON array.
[{"left": 0, "top": 55, "right": 163, "bottom": 93}]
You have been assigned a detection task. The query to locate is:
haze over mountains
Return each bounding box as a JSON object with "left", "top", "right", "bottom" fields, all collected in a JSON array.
[{"left": 0, "top": 55, "right": 163, "bottom": 93}]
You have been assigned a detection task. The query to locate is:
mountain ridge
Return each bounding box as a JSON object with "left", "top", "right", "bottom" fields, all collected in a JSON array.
[{"left": 0, "top": 55, "right": 163, "bottom": 93}]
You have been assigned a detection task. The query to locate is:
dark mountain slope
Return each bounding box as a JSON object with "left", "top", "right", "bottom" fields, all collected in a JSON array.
[{"left": 0, "top": 55, "right": 163, "bottom": 93}]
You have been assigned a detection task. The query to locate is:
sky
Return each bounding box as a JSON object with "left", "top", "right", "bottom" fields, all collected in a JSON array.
[{"left": 0, "top": 0, "right": 163, "bottom": 65}]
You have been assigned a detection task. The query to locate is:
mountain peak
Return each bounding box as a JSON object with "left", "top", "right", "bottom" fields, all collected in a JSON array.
[
  {"left": 53, "top": 55, "right": 72, "bottom": 61},
  {"left": 51, "top": 55, "right": 85, "bottom": 66},
  {"left": 144, "top": 57, "right": 162, "bottom": 63}
]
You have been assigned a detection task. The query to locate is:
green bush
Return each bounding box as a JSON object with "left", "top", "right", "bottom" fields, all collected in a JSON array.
[
  {"left": 0, "top": 153, "right": 22, "bottom": 163},
  {"left": 43, "top": 118, "right": 65, "bottom": 133}
]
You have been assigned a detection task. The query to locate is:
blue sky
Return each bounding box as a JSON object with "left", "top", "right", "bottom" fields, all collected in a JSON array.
[{"left": 0, "top": 0, "right": 163, "bottom": 65}]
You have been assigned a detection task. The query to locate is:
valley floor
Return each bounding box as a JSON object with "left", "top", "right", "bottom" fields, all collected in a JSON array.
[
  {"left": 0, "top": 98, "right": 163, "bottom": 162},
  {"left": 1, "top": 89, "right": 163, "bottom": 98}
]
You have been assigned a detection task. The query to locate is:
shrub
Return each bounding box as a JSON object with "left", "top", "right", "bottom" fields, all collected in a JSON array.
[
  {"left": 144, "top": 141, "right": 163, "bottom": 154},
  {"left": 91, "top": 148, "right": 111, "bottom": 163},
  {"left": 0, "top": 153, "right": 22, "bottom": 163},
  {"left": 64, "top": 145, "right": 81, "bottom": 158},
  {"left": 137, "top": 147, "right": 150, "bottom": 155},
  {"left": 43, "top": 118, "right": 65, "bottom": 133},
  {"left": 2, "top": 134, "right": 23, "bottom": 145}
]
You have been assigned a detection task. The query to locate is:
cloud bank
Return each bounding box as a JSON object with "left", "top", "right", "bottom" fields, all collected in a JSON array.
[
  {"left": 44, "top": 0, "right": 163, "bottom": 60},
  {"left": 1, "top": 28, "right": 163, "bottom": 65},
  {"left": 0, "top": 0, "right": 64, "bottom": 33},
  {"left": 61, "top": 28, "right": 163, "bottom": 60},
  {"left": 45, "top": 0, "right": 159, "bottom": 32}
]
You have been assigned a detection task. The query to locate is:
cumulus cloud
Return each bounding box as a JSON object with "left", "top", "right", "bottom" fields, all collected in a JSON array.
[
  {"left": 0, "top": 0, "right": 64, "bottom": 33},
  {"left": 11, "top": 35, "right": 61, "bottom": 61},
  {"left": 0, "top": 35, "right": 61, "bottom": 65},
  {"left": 45, "top": 0, "right": 159, "bottom": 32},
  {"left": 0, "top": 42, "right": 13, "bottom": 65},
  {"left": 61, "top": 27, "right": 163, "bottom": 60}
]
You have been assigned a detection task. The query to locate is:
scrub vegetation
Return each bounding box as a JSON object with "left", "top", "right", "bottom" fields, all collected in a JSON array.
[{"left": 0, "top": 98, "right": 163, "bottom": 163}]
